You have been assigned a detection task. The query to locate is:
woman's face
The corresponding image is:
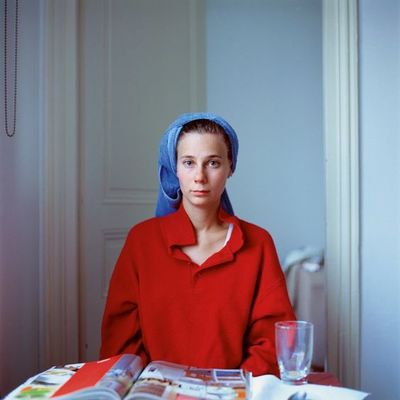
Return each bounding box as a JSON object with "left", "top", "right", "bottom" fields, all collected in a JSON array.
[{"left": 176, "top": 131, "right": 232, "bottom": 212}]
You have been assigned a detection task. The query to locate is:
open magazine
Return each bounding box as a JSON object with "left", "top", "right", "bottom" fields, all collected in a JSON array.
[{"left": 5, "top": 354, "right": 250, "bottom": 399}]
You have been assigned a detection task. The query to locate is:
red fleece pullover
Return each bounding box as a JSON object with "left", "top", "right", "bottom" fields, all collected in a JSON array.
[{"left": 100, "top": 205, "right": 295, "bottom": 376}]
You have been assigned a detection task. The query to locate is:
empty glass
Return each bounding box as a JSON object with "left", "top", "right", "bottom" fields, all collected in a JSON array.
[{"left": 275, "top": 321, "right": 314, "bottom": 385}]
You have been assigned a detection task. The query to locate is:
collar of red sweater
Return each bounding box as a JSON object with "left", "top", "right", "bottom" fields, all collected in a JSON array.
[{"left": 159, "top": 204, "right": 244, "bottom": 268}]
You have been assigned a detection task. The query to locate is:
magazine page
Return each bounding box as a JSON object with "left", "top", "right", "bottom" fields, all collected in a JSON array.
[
  {"left": 4, "top": 363, "right": 84, "bottom": 399},
  {"left": 251, "top": 374, "right": 369, "bottom": 400},
  {"left": 53, "top": 354, "right": 143, "bottom": 399},
  {"left": 4, "top": 354, "right": 143, "bottom": 400},
  {"left": 126, "top": 361, "right": 249, "bottom": 400}
]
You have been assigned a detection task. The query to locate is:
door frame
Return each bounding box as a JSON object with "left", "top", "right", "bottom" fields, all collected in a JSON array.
[
  {"left": 39, "top": 0, "right": 80, "bottom": 368},
  {"left": 322, "top": 0, "right": 360, "bottom": 388},
  {"left": 40, "top": 0, "right": 360, "bottom": 387}
]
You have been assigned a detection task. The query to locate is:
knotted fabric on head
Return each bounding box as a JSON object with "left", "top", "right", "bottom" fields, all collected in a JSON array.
[{"left": 155, "top": 112, "right": 239, "bottom": 217}]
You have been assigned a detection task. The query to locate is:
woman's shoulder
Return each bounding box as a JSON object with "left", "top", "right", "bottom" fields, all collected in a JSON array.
[
  {"left": 236, "top": 216, "right": 275, "bottom": 243},
  {"left": 126, "top": 210, "right": 182, "bottom": 237},
  {"left": 126, "top": 214, "right": 165, "bottom": 238}
]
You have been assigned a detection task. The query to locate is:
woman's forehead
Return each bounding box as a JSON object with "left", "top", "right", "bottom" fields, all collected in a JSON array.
[{"left": 177, "top": 132, "right": 229, "bottom": 154}]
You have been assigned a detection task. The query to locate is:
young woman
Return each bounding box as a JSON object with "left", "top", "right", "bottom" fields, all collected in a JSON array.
[{"left": 100, "top": 113, "right": 295, "bottom": 376}]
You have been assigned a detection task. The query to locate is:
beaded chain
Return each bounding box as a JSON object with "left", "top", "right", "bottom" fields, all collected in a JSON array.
[{"left": 3, "top": 0, "right": 19, "bottom": 137}]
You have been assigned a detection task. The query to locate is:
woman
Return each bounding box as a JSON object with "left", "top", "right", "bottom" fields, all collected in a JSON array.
[{"left": 100, "top": 113, "right": 295, "bottom": 376}]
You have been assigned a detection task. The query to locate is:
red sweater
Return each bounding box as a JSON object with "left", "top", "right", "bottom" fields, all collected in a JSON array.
[{"left": 100, "top": 205, "right": 295, "bottom": 376}]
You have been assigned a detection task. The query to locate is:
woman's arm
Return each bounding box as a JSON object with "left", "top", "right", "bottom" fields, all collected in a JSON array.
[
  {"left": 240, "top": 233, "right": 296, "bottom": 376},
  {"left": 100, "top": 235, "right": 148, "bottom": 364},
  {"left": 240, "top": 278, "right": 295, "bottom": 376}
]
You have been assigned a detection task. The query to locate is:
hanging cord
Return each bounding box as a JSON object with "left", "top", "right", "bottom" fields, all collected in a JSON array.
[{"left": 3, "top": 0, "right": 19, "bottom": 137}]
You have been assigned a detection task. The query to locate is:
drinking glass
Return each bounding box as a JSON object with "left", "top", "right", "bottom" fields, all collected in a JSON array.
[{"left": 275, "top": 321, "right": 314, "bottom": 385}]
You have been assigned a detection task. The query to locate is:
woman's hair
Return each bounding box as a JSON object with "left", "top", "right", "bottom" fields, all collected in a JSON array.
[{"left": 179, "top": 119, "right": 232, "bottom": 162}]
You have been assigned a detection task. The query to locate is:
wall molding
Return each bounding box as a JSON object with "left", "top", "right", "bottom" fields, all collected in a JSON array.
[
  {"left": 323, "top": 0, "right": 360, "bottom": 388},
  {"left": 103, "top": 189, "right": 158, "bottom": 205},
  {"left": 39, "top": 0, "right": 80, "bottom": 368}
]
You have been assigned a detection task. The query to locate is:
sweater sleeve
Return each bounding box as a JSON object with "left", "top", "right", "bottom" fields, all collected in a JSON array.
[
  {"left": 240, "top": 233, "right": 296, "bottom": 377},
  {"left": 99, "top": 233, "right": 148, "bottom": 364}
]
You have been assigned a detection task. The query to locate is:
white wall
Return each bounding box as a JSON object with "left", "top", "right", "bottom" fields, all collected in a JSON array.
[
  {"left": 206, "top": 0, "right": 325, "bottom": 262},
  {"left": 359, "top": 1, "right": 400, "bottom": 398},
  {"left": 0, "top": 0, "right": 41, "bottom": 396}
]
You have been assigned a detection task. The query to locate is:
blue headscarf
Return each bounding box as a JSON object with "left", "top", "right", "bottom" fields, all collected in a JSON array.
[{"left": 155, "top": 112, "right": 239, "bottom": 217}]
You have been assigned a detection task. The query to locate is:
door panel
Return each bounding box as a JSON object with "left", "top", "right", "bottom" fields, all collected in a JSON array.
[{"left": 80, "top": 0, "right": 205, "bottom": 360}]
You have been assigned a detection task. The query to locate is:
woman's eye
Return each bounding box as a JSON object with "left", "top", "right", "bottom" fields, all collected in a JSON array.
[
  {"left": 208, "top": 160, "right": 220, "bottom": 168},
  {"left": 183, "top": 160, "right": 193, "bottom": 167}
]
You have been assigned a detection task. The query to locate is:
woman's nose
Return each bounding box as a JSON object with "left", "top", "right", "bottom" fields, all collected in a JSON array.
[{"left": 194, "top": 166, "right": 207, "bottom": 183}]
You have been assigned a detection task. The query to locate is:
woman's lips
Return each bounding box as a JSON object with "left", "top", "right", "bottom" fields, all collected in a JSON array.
[{"left": 192, "top": 190, "right": 210, "bottom": 196}]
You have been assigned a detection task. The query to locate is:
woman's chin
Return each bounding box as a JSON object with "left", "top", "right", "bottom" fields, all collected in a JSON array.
[{"left": 184, "top": 197, "right": 219, "bottom": 210}]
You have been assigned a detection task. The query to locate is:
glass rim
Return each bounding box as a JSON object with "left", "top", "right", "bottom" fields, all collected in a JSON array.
[{"left": 275, "top": 320, "right": 313, "bottom": 329}]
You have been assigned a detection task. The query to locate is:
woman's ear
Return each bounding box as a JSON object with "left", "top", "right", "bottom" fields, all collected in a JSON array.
[{"left": 228, "top": 162, "right": 233, "bottom": 177}]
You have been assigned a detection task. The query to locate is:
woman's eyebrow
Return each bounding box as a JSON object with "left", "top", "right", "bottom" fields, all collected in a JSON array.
[
  {"left": 178, "top": 154, "right": 223, "bottom": 159},
  {"left": 178, "top": 154, "right": 195, "bottom": 159}
]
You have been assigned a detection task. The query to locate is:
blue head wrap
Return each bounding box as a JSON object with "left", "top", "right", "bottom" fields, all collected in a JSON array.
[{"left": 155, "top": 112, "right": 239, "bottom": 217}]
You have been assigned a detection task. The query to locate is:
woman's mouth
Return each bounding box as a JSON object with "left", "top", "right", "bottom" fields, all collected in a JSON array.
[{"left": 192, "top": 190, "right": 210, "bottom": 196}]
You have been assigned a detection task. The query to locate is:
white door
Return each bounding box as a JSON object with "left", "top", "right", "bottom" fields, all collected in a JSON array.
[{"left": 80, "top": 0, "right": 205, "bottom": 361}]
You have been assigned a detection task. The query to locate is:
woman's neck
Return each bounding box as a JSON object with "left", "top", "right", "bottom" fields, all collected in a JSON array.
[
  {"left": 180, "top": 201, "right": 230, "bottom": 265},
  {"left": 182, "top": 201, "right": 222, "bottom": 233}
]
